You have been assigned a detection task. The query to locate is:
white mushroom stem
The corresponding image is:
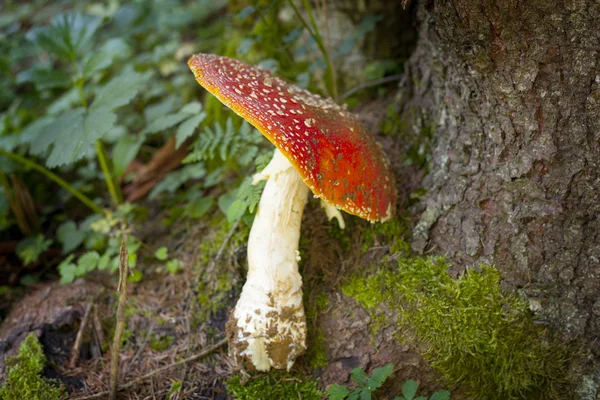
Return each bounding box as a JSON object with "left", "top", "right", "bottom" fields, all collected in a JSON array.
[{"left": 227, "top": 149, "right": 309, "bottom": 371}]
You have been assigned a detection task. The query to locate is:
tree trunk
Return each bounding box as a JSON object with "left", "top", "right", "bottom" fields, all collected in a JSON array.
[{"left": 399, "top": 0, "right": 600, "bottom": 376}]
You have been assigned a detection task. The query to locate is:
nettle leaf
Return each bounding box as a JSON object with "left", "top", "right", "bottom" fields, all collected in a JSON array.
[
  {"left": 82, "top": 38, "right": 130, "bottom": 77},
  {"left": 92, "top": 68, "right": 149, "bottom": 110},
  {"left": 16, "top": 68, "right": 72, "bottom": 90},
  {"left": 18, "top": 116, "right": 55, "bottom": 147},
  {"left": 360, "top": 389, "right": 372, "bottom": 400},
  {"left": 31, "top": 69, "right": 148, "bottom": 167},
  {"left": 27, "top": 12, "right": 102, "bottom": 60}
]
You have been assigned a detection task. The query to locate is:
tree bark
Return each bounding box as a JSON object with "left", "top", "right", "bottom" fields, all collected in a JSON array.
[{"left": 399, "top": 0, "right": 600, "bottom": 366}]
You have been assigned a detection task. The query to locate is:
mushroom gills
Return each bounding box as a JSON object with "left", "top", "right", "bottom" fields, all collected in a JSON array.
[{"left": 227, "top": 149, "right": 309, "bottom": 371}]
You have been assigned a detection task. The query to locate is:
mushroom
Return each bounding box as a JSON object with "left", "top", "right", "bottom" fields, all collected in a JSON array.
[{"left": 188, "top": 54, "right": 397, "bottom": 371}]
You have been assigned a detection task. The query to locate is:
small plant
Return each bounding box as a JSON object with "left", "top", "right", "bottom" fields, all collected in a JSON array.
[
  {"left": 327, "top": 364, "right": 450, "bottom": 400},
  {"left": 394, "top": 380, "right": 450, "bottom": 400}
]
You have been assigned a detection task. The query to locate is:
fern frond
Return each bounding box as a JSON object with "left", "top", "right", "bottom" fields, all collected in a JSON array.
[{"left": 184, "top": 117, "right": 267, "bottom": 165}]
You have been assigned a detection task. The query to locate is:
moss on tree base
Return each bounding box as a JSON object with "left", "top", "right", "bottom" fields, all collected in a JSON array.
[{"left": 343, "top": 256, "right": 580, "bottom": 400}]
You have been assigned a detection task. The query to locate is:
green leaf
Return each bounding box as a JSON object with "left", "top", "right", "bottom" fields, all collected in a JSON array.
[
  {"left": 366, "top": 363, "right": 394, "bottom": 391},
  {"left": 360, "top": 388, "right": 372, "bottom": 400},
  {"left": 235, "top": 178, "right": 265, "bottom": 214},
  {"left": 97, "top": 251, "right": 111, "bottom": 270},
  {"left": 17, "top": 68, "right": 72, "bottom": 90},
  {"left": 78, "top": 251, "right": 100, "bottom": 273},
  {"left": 29, "top": 108, "right": 85, "bottom": 156},
  {"left": 56, "top": 221, "right": 84, "bottom": 253},
  {"left": 155, "top": 246, "right": 168, "bottom": 260},
  {"left": 30, "top": 69, "right": 147, "bottom": 167},
  {"left": 58, "top": 255, "right": 76, "bottom": 284},
  {"left": 144, "top": 96, "right": 179, "bottom": 122},
  {"left": 183, "top": 197, "right": 213, "bottom": 219},
  {"left": 148, "top": 164, "right": 206, "bottom": 199},
  {"left": 351, "top": 368, "right": 368, "bottom": 386},
  {"left": 176, "top": 113, "right": 205, "bottom": 148},
  {"left": 166, "top": 259, "right": 181, "bottom": 274},
  {"left": 92, "top": 68, "right": 149, "bottom": 110},
  {"left": 326, "top": 384, "right": 350, "bottom": 400},
  {"left": 128, "top": 269, "right": 142, "bottom": 283},
  {"left": 141, "top": 112, "right": 190, "bottom": 136},
  {"left": 128, "top": 252, "right": 137, "bottom": 267},
  {"left": 179, "top": 101, "right": 202, "bottom": 114},
  {"left": 429, "top": 390, "right": 451, "bottom": 400},
  {"left": 26, "top": 12, "right": 102, "bottom": 60},
  {"left": 112, "top": 134, "right": 143, "bottom": 177},
  {"left": 225, "top": 199, "right": 247, "bottom": 224},
  {"left": 17, "top": 117, "right": 54, "bottom": 148},
  {"left": 16, "top": 235, "right": 52, "bottom": 265},
  {"left": 82, "top": 38, "right": 130, "bottom": 77},
  {"left": 401, "top": 380, "right": 419, "bottom": 400},
  {"left": 347, "top": 389, "right": 362, "bottom": 400}
]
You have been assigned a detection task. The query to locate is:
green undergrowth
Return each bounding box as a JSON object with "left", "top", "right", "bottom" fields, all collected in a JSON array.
[
  {"left": 195, "top": 216, "right": 250, "bottom": 324},
  {"left": 304, "top": 292, "right": 330, "bottom": 369},
  {"left": 343, "top": 257, "right": 576, "bottom": 400},
  {"left": 226, "top": 372, "right": 323, "bottom": 400},
  {"left": 362, "top": 216, "right": 411, "bottom": 255},
  {"left": 0, "top": 335, "right": 64, "bottom": 400}
]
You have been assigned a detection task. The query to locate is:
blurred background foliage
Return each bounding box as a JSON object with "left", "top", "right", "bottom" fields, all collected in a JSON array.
[{"left": 0, "top": 0, "right": 405, "bottom": 295}]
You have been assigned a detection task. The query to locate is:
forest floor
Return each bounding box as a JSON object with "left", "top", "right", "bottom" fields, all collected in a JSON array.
[{"left": 0, "top": 95, "right": 462, "bottom": 399}]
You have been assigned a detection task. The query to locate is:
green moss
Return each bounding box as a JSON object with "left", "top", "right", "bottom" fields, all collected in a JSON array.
[
  {"left": 149, "top": 334, "right": 174, "bottom": 352},
  {"left": 0, "top": 335, "right": 64, "bottom": 400},
  {"left": 304, "top": 292, "right": 330, "bottom": 369},
  {"left": 360, "top": 216, "right": 411, "bottom": 255},
  {"left": 195, "top": 217, "right": 250, "bottom": 324},
  {"left": 343, "top": 257, "right": 575, "bottom": 400},
  {"left": 226, "top": 372, "right": 323, "bottom": 400}
]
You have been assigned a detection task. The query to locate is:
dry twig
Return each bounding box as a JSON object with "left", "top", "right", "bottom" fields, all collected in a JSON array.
[
  {"left": 70, "top": 302, "right": 93, "bottom": 368},
  {"left": 109, "top": 235, "right": 129, "bottom": 400}
]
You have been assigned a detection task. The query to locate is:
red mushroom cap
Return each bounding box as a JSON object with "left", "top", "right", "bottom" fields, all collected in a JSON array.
[{"left": 188, "top": 54, "right": 396, "bottom": 222}]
